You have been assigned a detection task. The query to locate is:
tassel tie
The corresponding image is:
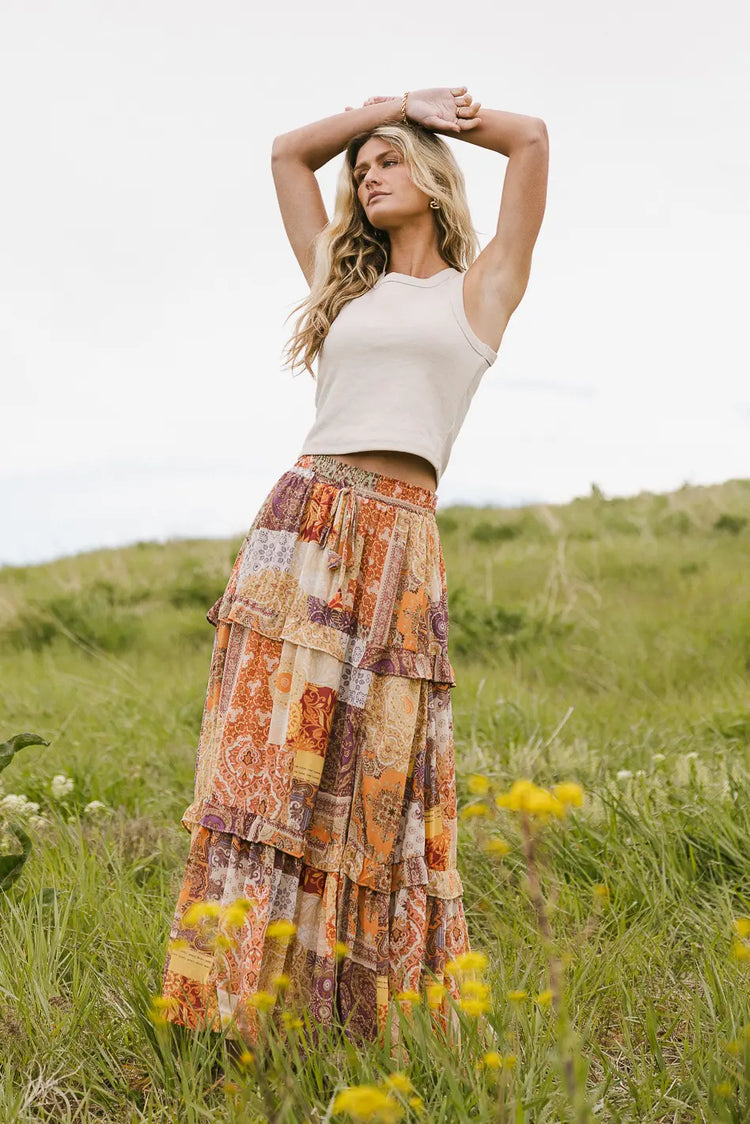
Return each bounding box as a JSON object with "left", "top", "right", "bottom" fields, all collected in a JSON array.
[{"left": 317, "top": 485, "right": 359, "bottom": 609}]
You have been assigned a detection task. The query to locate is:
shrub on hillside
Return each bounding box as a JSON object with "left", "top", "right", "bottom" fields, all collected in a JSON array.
[
  {"left": 168, "top": 558, "right": 223, "bottom": 609},
  {"left": 447, "top": 586, "right": 572, "bottom": 663},
  {"left": 470, "top": 521, "right": 522, "bottom": 545},
  {"left": 1, "top": 586, "right": 142, "bottom": 653},
  {"left": 714, "top": 513, "right": 747, "bottom": 535}
]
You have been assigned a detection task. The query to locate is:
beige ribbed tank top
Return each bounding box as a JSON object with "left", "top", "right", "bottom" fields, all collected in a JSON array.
[{"left": 298, "top": 266, "right": 498, "bottom": 485}]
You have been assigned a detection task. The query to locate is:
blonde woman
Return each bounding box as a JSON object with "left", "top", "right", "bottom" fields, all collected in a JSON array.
[{"left": 160, "top": 86, "right": 548, "bottom": 1057}]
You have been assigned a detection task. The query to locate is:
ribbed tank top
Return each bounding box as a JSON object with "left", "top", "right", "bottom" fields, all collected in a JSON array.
[{"left": 298, "top": 266, "right": 498, "bottom": 485}]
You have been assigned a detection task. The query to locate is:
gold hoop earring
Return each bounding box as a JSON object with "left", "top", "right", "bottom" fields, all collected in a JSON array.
[{"left": 429, "top": 198, "right": 440, "bottom": 209}]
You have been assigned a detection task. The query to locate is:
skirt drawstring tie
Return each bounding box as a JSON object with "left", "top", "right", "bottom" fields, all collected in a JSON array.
[{"left": 317, "top": 485, "right": 359, "bottom": 608}]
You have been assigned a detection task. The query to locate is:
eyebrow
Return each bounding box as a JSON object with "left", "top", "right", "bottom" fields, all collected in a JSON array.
[{"left": 352, "top": 149, "right": 399, "bottom": 178}]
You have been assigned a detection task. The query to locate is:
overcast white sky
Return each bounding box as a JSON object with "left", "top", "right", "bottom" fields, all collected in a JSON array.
[{"left": 1, "top": 0, "right": 748, "bottom": 566}]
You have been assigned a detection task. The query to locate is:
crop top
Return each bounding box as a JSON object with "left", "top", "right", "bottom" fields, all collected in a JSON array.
[{"left": 297, "top": 266, "right": 498, "bottom": 485}]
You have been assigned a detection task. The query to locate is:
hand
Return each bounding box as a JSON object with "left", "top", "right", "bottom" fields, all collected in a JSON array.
[
  {"left": 403, "top": 86, "right": 482, "bottom": 133},
  {"left": 344, "top": 88, "right": 482, "bottom": 133}
]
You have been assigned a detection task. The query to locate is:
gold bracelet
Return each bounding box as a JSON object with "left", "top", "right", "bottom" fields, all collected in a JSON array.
[{"left": 400, "top": 91, "right": 408, "bottom": 124}]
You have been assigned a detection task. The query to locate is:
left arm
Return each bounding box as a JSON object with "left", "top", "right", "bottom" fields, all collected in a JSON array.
[{"left": 450, "top": 108, "right": 549, "bottom": 350}]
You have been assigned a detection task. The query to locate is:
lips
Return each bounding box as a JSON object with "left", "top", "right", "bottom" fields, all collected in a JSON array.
[{"left": 368, "top": 192, "right": 388, "bottom": 203}]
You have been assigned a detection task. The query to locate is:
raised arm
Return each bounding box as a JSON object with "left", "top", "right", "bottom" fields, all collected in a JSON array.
[
  {"left": 271, "top": 88, "right": 480, "bottom": 285},
  {"left": 450, "top": 108, "right": 549, "bottom": 351}
]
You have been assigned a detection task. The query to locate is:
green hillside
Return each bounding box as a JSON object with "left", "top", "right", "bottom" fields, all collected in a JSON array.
[{"left": 1, "top": 477, "right": 750, "bottom": 1121}]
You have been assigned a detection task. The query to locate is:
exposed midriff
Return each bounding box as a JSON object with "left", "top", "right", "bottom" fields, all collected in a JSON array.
[{"left": 328, "top": 450, "right": 438, "bottom": 492}]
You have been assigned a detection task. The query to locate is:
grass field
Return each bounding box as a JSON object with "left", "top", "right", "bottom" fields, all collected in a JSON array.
[{"left": 2, "top": 477, "right": 750, "bottom": 1122}]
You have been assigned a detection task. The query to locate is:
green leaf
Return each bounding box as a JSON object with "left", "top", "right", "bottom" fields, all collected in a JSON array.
[
  {"left": 0, "top": 822, "right": 33, "bottom": 891},
  {"left": 0, "top": 732, "right": 50, "bottom": 775}
]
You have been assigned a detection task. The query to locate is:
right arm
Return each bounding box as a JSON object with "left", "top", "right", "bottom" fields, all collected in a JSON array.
[
  {"left": 271, "top": 101, "right": 405, "bottom": 287},
  {"left": 271, "top": 89, "right": 479, "bottom": 286}
]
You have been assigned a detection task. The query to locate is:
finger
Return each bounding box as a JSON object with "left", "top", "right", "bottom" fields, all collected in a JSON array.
[
  {"left": 458, "top": 116, "right": 482, "bottom": 130},
  {"left": 424, "top": 115, "right": 460, "bottom": 133},
  {"left": 450, "top": 86, "right": 467, "bottom": 96}
]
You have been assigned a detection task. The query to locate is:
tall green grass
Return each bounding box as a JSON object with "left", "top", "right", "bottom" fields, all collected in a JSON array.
[{"left": 1, "top": 479, "right": 750, "bottom": 1120}]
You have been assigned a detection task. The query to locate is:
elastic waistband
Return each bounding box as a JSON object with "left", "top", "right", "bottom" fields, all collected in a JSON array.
[{"left": 294, "top": 453, "right": 437, "bottom": 514}]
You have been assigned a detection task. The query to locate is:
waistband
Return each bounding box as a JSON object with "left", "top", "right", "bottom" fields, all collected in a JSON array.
[{"left": 294, "top": 453, "right": 438, "bottom": 514}]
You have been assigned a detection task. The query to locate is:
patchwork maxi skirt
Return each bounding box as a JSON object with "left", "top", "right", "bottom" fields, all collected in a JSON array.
[{"left": 161, "top": 452, "right": 473, "bottom": 1052}]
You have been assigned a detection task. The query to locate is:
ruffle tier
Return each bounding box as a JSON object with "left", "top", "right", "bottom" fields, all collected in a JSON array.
[{"left": 205, "top": 463, "right": 457, "bottom": 686}]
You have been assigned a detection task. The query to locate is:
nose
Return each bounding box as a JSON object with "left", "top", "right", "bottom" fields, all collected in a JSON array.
[{"left": 363, "top": 172, "right": 381, "bottom": 192}]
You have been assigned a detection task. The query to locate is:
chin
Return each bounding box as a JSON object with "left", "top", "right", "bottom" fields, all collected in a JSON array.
[{"left": 370, "top": 205, "right": 400, "bottom": 227}]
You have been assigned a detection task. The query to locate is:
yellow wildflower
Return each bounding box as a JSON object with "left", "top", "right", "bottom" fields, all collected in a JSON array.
[
  {"left": 383, "top": 1072, "right": 413, "bottom": 1094},
  {"left": 425, "top": 982, "right": 447, "bottom": 1009},
  {"left": 282, "top": 1012, "right": 304, "bottom": 1029},
  {"left": 714, "top": 1081, "right": 733, "bottom": 1097},
  {"left": 331, "top": 1085, "right": 403, "bottom": 1121},
  {"left": 222, "top": 901, "right": 252, "bottom": 929},
  {"left": 552, "top": 782, "right": 584, "bottom": 807},
  {"left": 167, "top": 938, "right": 189, "bottom": 953},
  {"left": 467, "top": 774, "right": 490, "bottom": 795},
  {"left": 733, "top": 917, "right": 750, "bottom": 938},
  {"left": 223, "top": 1080, "right": 240, "bottom": 1095},
  {"left": 247, "top": 990, "right": 276, "bottom": 1011},
  {"left": 407, "top": 1096, "right": 424, "bottom": 1114},
  {"left": 182, "top": 901, "right": 221, "bottom": 928},
  {"left": 523, "top": 788, "right": 566, "bottom": 819},
  {"left": 730, "top": 940, "right": 750, "bottom": 962},
  {"left": 592, "top": 883, "right": 610, "bottom": 899},
  {"left": 237, "top": 1050, "right": 255, "bottom": 1066},
  {"left": 148, "top": 994, "right": 179, "bottom": 1025},
  {"left": 271, "top": 972, "right": 291, "bottom": 991},
  {"left": 495, "top": 779, "right": 566, "bottom": 820},
  {"left": 507, "top": 989, "right": 528, "bottom": 1002},
  {"left": 334, "top": 940, "right": 350, "bottom": 960},
  {"left": 445, "top": 951, "right": 488, "bottom": 976},
  {"left": 459, "top": 996, "right": 491, "bottom": 1016},
  {"left": 494, "top": 778, "right": 535, "bottom": 811},
  {"left": 502, "top": 1053, "right": 517, "bottom": 1069},
  {"left": 208, "top": 933, "right": 233, "bottom": 952},
  {"left": 460, "top": 803, "right": 489, "bottom": 819},
  {"left": 483, "top": 837, "right": 511, "bottom": 857},
  {"left": 462, "top": 979, "right": 490, "bottom": 999},
  {"left": 725, "top": 1038, "right": 742, "bottom": 1057},
  {"left": 265, "top": 919, "right": 297, "bottom": 940},
  {"left": 396, "top": 989, "right": 420, "bottom": 1004},
  {"left": 480, "top": 1051, "right": 502, "bottom": 1069},
  {"left": 535, "top": 989, "right": 554, "bottom": 1007}
]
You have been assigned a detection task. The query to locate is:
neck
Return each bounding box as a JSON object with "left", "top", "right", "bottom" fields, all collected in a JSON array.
[{"left": 384, "top": 221, "right": 445, "bottom": 278}]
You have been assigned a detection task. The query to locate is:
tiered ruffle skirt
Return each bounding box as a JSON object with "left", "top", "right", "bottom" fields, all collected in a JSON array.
[{"left": 161, "top": 453, "right": 473, "bottom": 1051}]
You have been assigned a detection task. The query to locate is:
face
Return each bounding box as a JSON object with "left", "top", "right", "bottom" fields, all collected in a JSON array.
[{"left": 352, "top": 137, "right": 430, "bottom": 228}]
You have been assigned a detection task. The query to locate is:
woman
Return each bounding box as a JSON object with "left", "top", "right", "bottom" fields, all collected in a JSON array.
[{"left": 160, "top": 85, "right": 548, "bottom": 1057}]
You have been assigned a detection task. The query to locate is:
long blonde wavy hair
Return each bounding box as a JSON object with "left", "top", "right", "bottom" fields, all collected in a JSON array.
[{"left": 281, "top": 122, "right": 481, "bottom": 378}]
